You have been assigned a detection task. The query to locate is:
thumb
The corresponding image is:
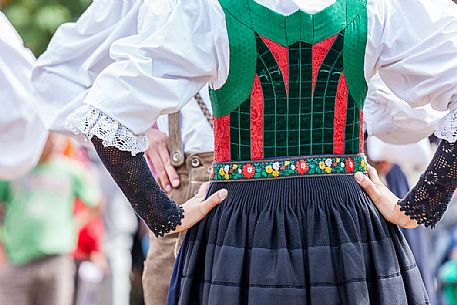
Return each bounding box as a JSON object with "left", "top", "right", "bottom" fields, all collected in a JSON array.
[
  {"left": 354, "top": 172, "right": 382, "bottom": 204},
  {"left": 199, "top": 189, "right": 228, "bottom": 215}
]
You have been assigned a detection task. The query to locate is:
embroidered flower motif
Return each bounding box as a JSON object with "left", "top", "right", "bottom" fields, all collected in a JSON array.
[
  {"left": 325, "top": 167, "right": 332, "bottom": 174},
  {"left": 272, "top": 170, "right": 280, "bottom": 177},
  {"left": 336, "top": 158, "right": 341, "bottom": 163},
  {"left": 319, "top": 161, "right": 326, "bottom": 170},
  {"left": 325, "top": 158, "right": 333, "bottom": 167},
  {"left": 224, "top": 165, "right": 230, "bottom": 173},
  {"left": 296, "top": 160, "right": 309, "bottom": 174},
  {"left": 233, "top": 164, "right": 238, "bottom": 169},
  {"left": 242, "top": 164, "right": 255, "bottom": 178},
  {"left": 284, "top": 161, "right": 291, "bottom": 166},
  {"left": 345, "top": 158, "right": 355, "bottom": 173},
  {"left": 225, "top": 174, "right": 230, "bottom": 180},
  {"left": 219, "top": 168, "right": 226, "bottom": 176},
  {"left": 210, "top": 167, "right": 215, "bottom": 179},
  {"left": 265, "top": 165, "right": 273, "bottom": 174},
  {"left": 290, "top": 164, "right": 296, "bottom": 170},
  {"left": 238, "top": 169, "right": 242, "bottom": 174},
  {"left": 272, "top": 162, "right": 280, "bottom": 170},
  {"left": 340, "top": 162, "right": 345, "bottom": 168},
  {"left": 360, "top": 159, "right": 366, "bottom": 170}
]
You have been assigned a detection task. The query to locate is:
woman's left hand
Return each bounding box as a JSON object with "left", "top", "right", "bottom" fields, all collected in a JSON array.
[{"left": 354, "top": 165, "right": 418, "bottom": 229}]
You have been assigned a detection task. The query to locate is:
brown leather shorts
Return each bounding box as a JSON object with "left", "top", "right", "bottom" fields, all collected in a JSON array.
[{"left": 143, "top": 151, "right": 213, "bottom": 305}]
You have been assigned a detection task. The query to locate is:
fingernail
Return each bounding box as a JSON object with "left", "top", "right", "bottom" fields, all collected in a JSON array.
[
  {"left": 218, "top": 189, "right": 228, "bottom": 199},
  {"left": 172, "top": 179, "right": 180, "bottom": 188},
  {"left": 164, "top": 185, "right": 172, "bottom": 193},
  {"left": 354, "top": 172, "right": 364, "bottom": 183}
]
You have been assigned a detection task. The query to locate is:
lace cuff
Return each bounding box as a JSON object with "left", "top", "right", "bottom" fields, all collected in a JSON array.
[
  {"left": 435, "top": 104, "right": 457, "bottom": 143},
  {"left": 65, "top": 105, "right": 149, "bottom": 156},
  {"left": 399, "top": 139, "right": 457, "bottom": 228}
]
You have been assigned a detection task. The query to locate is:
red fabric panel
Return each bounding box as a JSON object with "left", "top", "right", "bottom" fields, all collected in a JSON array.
[
  {"left": 312, "top": 35, "right": 337, "bottom": 92},
  {"left": 213, "top": 114, "right": 231, "bottom": 162},
  {"left": 260, "top": 36, "right": 289, "bottom": 94},
  {"left": 250, "top": 75, "right": 264, "bottom": 160},
  {"left": 333, "top": 74, "right": 348, "bottom": 154}
]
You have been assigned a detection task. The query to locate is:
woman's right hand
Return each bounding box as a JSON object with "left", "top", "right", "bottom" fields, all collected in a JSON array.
[{"left": 174, "top": 182, "right": 228, "bottom": 233}]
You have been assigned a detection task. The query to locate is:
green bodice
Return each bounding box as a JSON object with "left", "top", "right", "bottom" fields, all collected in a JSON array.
[{"left": 211, "top": 0, "right": 368, "bottom": 162}]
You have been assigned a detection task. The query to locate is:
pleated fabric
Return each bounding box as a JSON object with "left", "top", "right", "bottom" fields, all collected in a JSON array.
[{"left": 168, "top": 176, "right": 430, "bottom": 305}]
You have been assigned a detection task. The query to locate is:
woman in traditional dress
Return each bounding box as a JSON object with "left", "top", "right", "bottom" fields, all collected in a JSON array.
[{"left": 33, "top": 0, "right": 457, "bottom": 303}]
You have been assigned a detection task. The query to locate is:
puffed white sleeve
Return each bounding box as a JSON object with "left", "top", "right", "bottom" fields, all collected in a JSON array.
[
  {"left": 0, "top": 13, "right": 48, "bottom": 179},
  {"left": 364, "top": 74, "right": 445, "bottom": 145},
  {"left": 32, "top": 0, "right": 142, "bottom": 134},
  {"left": 365, "top": 0, "right": 457, "bottom": 143},
  {"left": 65, "top": 0, "right": 229, "bottom": 155}
]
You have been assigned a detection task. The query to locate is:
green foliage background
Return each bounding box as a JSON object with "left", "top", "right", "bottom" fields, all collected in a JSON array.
[{"left": 2, "top": 0, "right": 91, "bottom": 56}]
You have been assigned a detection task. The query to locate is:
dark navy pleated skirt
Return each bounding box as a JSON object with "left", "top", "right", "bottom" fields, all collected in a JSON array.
[{"left": 167, "top": 175, "right": 430, "bottom": 305}]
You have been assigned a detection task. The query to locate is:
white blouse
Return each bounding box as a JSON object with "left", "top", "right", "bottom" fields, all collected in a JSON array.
[
  {"left": 0, "top": 12, "right": 48, "bottom": 179},
  {"left": 33, "top": 0, "right": 457, "bottom": 154},
  {"left": 33, "top": 0, "right": 214, "bottom": 155}
]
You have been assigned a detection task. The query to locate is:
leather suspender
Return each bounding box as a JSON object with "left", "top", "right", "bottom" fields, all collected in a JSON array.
[{"left": 168, "top": 93, "right": 213, "bottom": 167}]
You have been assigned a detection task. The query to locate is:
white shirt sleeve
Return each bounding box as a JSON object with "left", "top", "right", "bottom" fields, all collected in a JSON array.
[
  {"left": 0, "top": 13, "right": 48, "bottom": 179},
  {"left": 365, "top": 0, "right": 457, "bottom": 142},
  {"left": 364, "top": 74, "right": 445, "bottom": 145},
  {"left": 65, "top": 0, "right": 229, "bottom": 155},
  {"left": 32, "top": 0, "right": 142, "bottom": 133}
]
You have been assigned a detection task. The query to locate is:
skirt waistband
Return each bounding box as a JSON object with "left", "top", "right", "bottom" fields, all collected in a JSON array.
[{"left": 210, "top": 154, "right": 367, "bottom": 182}]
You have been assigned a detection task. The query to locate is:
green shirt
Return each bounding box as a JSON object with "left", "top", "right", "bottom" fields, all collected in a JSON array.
[{"left": 0, "top": 157, "right": 101, "bottom": 265}]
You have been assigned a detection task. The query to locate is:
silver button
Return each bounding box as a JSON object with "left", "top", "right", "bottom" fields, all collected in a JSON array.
[
  {"left": 191, "top": 158, "right": 201, "bottom": 168},
  {"left": 172, "top": 152, "right": 182, "bottom": 162}
]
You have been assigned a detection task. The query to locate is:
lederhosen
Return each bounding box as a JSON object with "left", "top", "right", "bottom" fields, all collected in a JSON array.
[{"left": 143, "top": 94, "right": 214, "bottom": 305}]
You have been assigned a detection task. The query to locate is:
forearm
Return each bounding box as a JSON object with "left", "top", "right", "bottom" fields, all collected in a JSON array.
[
  {"left": 399, "top": 139, "right": 457, "bottom": 228},
  {"left": 91, "top": 137, "right": 183, "bottom": 237}
]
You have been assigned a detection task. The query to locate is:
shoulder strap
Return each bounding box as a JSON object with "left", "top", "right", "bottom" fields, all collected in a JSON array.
[
  {"left": 167, "top": 93, "right": 213, "bottom": 167},
  {"left": 168, "top": 112, "right": 185, "bottom": 167},
  {"left": 194, "top": 92, "right": 214, "bottom": 129}
]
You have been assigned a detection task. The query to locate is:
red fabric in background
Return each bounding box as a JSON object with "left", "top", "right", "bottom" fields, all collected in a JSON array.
[{"left": 72, "top": 198, "right": 103, "bottom": 260}]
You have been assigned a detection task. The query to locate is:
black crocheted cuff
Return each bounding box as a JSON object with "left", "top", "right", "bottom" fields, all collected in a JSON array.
[
  {"left": 91, "top": 136, "right": 185, "bottom": 237},
  {"left": 150, "top": 204, "right": 185, "bottom": 237},
  {"left": 398, "top": 139, "right": 457, "bottom": 228}
]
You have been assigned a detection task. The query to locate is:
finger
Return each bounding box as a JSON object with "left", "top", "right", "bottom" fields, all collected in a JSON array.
[
  {"left": 157, "top": 145, "right": 180, "bottom": 188},
  {"left": 195, "top": 182, "right": 210, "bottom": 199},
  {"left": 199, "top": 189, "right": 228, "bottom": 215},
  {"left": 147, "top": 151, "right": 171, "bottom": 192},
  {"left": 354, "top": 172, "right": 382, "bottom": 204},
  {"left": 366, "top": 165, "right": 382, "bottom": 185}
]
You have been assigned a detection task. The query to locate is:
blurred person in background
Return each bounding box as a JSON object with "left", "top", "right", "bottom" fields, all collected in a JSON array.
[
  {"left": 0, "top": 11, "right": 47, "bottom": 179},
  {"left": 0, "top": 134, "right": 102, "bottom": 305}
]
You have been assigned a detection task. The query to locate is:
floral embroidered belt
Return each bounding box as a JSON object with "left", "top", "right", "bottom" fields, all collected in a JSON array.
[{"left": 210, "top": 154, "right": 367, "bottom": 181}]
